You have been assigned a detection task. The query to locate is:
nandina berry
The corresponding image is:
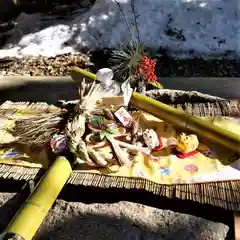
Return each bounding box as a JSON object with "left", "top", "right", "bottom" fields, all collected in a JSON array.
[{"left": 137, "top": 56, "right": 157, "bottom": 83}]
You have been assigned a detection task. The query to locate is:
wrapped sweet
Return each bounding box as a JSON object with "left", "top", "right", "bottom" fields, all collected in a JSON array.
[{"left": 176, "top": 133, "right": 199, "bottom": 154}]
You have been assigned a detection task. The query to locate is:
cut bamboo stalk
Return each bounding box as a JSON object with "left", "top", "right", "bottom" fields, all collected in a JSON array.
[
  {"left": 5, "top": 156, "right": 72, "bottom": 240},
  {"left": 70, "top": 68, "right": 97, "bottom": 83}
]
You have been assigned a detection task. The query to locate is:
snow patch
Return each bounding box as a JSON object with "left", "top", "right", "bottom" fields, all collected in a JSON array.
[{"left": 0, "top": 0, "right": 239, "bottom": 58}]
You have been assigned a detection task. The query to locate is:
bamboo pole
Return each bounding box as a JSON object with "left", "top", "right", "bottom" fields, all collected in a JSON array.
[
  {"left": 70, "top": 68, "right": 97, "bottom": 84},
  {"left": 4, "top": 156, "right": 72, "bottom": 240},
  {"left": 130, "top": 92, "right": 240, "bottom": 154}
]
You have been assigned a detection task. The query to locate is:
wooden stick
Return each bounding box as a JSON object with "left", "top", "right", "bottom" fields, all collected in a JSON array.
[
  {"left": 115, "top": 140, "right": 150, "bottom": 155},
  {"left": 107, "top": 137, "right": 132, "bottom": 167}
]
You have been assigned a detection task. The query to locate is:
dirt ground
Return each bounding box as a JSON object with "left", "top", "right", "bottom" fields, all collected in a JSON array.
[{"left": 0, "top": 193, "right": 230, "bottom": 240}]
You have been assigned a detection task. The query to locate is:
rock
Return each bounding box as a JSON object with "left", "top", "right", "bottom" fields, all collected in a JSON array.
[
  {"left": 35, "top": 200, "right": 229, "bottom": 240},
  {"left": 0, "top": 193, "right": 27, "bottom": 232},
  {"left": 0, "top": 193, "right": 230, "bottom": 239}
]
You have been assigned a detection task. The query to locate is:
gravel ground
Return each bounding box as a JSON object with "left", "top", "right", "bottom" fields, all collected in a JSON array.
[
  {"left": 0, "top": 193, "right": 230, "bottom": 240},
  {"left": 0, "top": 53, "right": 239, "bottom": 77},
  {"left": 0, "top": 53, "right": 92, "bottom": 76}
]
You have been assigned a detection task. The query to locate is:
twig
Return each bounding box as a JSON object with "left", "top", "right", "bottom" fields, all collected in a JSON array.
[
  {"left": 130, "top": 0, "right": 140, "bottom": 44},
  {"left": 82, "top": 80, "right": 96, "bottom": 109},
  {"left": 106, "top": 135, "right": 132, "bottom": 167},
  {"left": 113, "top": 0, "right": 137, "bottom": 44},
  {"left": 115, "top": 139, "right": 150, "bottom": 155}
]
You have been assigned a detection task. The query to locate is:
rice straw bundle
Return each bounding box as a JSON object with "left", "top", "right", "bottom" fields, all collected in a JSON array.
[
  {"left": 7, "top": 111, "right": 69, "bottom": 146},
  {"left": 0, "top": 73, "right": 101, "bottom": 160}
]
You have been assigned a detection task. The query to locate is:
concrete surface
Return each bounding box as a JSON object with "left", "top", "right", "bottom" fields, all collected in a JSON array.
[
  {"left": 0, "top": 193, "right": 229, "bottom": 240},
  {"left": 0, "top": 77, "right": 240, "bottom": 104}
]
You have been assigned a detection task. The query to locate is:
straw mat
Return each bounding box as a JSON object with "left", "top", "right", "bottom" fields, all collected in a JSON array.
[{"left": 0, "top": 100, "right": 239, "bottom": 211}]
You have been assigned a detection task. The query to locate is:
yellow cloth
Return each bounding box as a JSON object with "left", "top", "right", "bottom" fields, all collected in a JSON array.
[
  {"left": 0, "top": 109, "right": 240, "bottom": 184},
  {"left": 0, "top": 110, "right": 52, "bottom": 168},
  {"left": 77, "top": 113, "right": 240, "bottom": 184}
]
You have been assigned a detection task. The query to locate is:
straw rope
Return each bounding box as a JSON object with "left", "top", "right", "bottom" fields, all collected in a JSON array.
[
  {"left": 0, "top": 94, "right": 240, "bottom": 211},
  {"left": 146, "top": 89, "right": 240, "bottom": 117},
  {"left": 169, "top": 102, "right": 240, "bottom": 117},
  {"left": 146, "top": 89, "right": 226, "bottom": 103}
]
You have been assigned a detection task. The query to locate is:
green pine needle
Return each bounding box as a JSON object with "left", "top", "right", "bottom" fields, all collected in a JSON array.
[{"left": 108, "top": 41, "right": 147, "bottom": 82}]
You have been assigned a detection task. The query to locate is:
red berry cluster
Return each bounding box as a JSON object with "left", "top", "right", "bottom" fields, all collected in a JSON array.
[{"left": 139, "top": 56, "right": 157, "bottom": 82}]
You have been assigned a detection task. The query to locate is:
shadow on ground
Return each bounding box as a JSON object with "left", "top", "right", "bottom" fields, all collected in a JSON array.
[
  {"left": 0, "top": 193, "right": 27, "bottom": 233},
  {"left": 0, "top": 80, "right": 78, "bottom": 104},
  {"left": 0, "top": 0, "right": 95, "bottom": 48},
  {"left": 1, "top": 75, "right": 240, "bottom": 102},
  {"left": 36, "top": 208, "right": 228, "bottom": 240},
  {"left": 0, "top": 189, "right": 234, "bottom": 240},
  {"left": 58, "top": 185, "right": 235, "bottom": 240},
  {"left": 0, "top": 0, "right": 239, "bottom": 60}
]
